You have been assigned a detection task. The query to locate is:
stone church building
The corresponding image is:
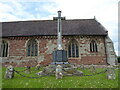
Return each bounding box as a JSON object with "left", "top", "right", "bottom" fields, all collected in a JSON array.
[{"left": 0, "top": 18, "right": 117, "bottom": 67}]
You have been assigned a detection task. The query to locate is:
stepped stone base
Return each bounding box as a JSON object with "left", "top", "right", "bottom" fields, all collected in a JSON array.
[{"left": 36, "top": 63, "right": 83, "bottom": 76}]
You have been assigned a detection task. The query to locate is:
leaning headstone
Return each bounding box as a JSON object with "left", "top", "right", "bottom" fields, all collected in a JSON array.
[
  {"left": 25, "top": 66, "right": 31, "bottom": 74},
  {"left": 74, "top": 70, "right": 83, "bottom": 76},
  {"left": 89, "top": 64, "right": 96, "bottom": 73},
  {"left": 36, "top": 64, "right": 41, "bottom": 70},
  {"left": 36, "top": 71, "right": 45, "bottom": 76},
  {"left": 80, "top": 64, "right": 85, "bottom": 70},
  {"left": 4, "top": 65, "right": 14, "bottom": 79},
  {"left": 72, "top": 64, "right": 77, "bottom": 70},
  {"left": 106, "top": 66, "right": 116, "bottom": 80},
  {"left": 56, "top": 65, "right": 63, "bottom": 79}
]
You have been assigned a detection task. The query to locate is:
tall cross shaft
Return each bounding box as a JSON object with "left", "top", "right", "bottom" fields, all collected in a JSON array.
[
  {"left": 52, "top": 11, "right": 68, "bottom": 64},
  {"left": 55, "top": 11, "right": 65, "bottom": 50}
]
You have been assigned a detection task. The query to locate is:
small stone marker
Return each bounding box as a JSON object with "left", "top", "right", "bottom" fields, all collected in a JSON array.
[
  {"left": 36, "top": 71, "right": 44, "bottom": 76},
  {"left": 106, "top": 65, "right": 116, "bottom": 80},
  {"left": 4, "top": 65, "right": 14, "bottom": 79},
  {"left": 25, "top": 66, "right": 31, "bottom": 74},
  {"left": 80, "top": 64, "right": 85, "bottom": 70},
  {"left": 89, "top": 64, "right": 96, "bottom": 73},
  {"left": 72, "top": 64, "right": 77, "bottom": 70},
  {"left": 36, "top": 64, "right": 40, "bottom": 70},
  {"left": 56, "top": 65, "right": 63, "bottom": 79}
]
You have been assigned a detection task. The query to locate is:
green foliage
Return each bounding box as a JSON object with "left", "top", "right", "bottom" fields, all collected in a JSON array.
[
  {"left": 2, "top": 67, "right": 118, "bottom": 88},
  {"left": 0, "top": 66, "right": 2, "bottom": 89}
]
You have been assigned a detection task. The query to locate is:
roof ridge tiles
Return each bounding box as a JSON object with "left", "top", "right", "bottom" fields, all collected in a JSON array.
[
  {"left": 2, "top": 19, "right": 108, "bottom": 37},
  {"left": 1, "top": 18, "right": 95, "bottom": 23}
]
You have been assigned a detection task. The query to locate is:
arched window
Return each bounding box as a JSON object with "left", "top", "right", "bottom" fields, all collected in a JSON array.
[
  {"left": 90, "top": 40, "right": 98, "bottom": 52},
  {"left": 68, "top": 42, "right": 79, "bottom": 58},
  {"left": 0, "top": 41, "right": 8, "bottom": 57},
  {"left": 27, "top": 39, "right": 38, "bottom": 56}
]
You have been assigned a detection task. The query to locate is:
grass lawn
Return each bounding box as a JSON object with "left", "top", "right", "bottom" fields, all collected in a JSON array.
[{"left": 2, "top": 67, "right": 118, "bottom": 88}]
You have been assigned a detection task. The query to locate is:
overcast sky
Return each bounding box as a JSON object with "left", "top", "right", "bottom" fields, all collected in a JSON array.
[{"left": 0, "top": 0, "right": 119, "bottom": 56}]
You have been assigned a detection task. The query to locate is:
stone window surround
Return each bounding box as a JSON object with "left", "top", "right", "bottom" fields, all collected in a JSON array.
[
  {"left": 67, "top": 39, "right": 79, "bottom": 58},
  {"left": 26, "top": 39, "right": 38, "bottom": 57}
]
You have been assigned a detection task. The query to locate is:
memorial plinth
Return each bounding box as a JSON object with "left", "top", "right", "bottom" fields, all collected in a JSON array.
[{"left": 52, "top": 50, "right": 69, "bottom": 64}]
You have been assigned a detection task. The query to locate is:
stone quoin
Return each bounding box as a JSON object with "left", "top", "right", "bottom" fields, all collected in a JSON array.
[{"left": 0, "top": 13, "right": 117, "bottom": 67}]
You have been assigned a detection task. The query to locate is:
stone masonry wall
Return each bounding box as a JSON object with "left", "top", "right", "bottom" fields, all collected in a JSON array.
[
  {"left": 2, "top": 36, "right": 107, "bottom": 67},
  {"left": 66, "top": 36, "right": 107, "bottom": 65}
]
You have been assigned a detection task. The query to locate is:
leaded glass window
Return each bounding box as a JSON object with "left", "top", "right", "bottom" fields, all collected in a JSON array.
[
  {"left": 68, "top": 43, "right": 79, "bottom": 58},
  {"left": 0, "top": 41, "right": 8, "bottom": 57},
  {"left": 27, "top": 39, "right": 38, "bottom": 56},
  {"left": 90, "top": 40, "right": 98, "bottom": 52}
]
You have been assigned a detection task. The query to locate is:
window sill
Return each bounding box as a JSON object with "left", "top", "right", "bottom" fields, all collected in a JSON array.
[
  {"left": 1, "top": 57, "right": 8, "bottom": 58},
  {"left": 1, "top": 57, "right": 8, "bottom": 60},
  {"left": 68, "top": 57, "right": 80, "bottom": 59},
  {"left": 90, "top": 52, "right": 98, "bottom": 53},
  {"left": 26, "top": 56, "right": 38, "bottom": 58}
]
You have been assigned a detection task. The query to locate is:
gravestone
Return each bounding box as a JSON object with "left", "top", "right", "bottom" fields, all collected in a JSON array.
[
  {"left": 80, "top": 64, "right": 85, "bottom": 70},
  {"left": 89, "top": 64, "right": 96, "bottom": 73},
  {"left": 4, "top": 65, "right": 14, "bottom": 79},
  {"left": 56, "top": 65, "right": 63, "bottom": 79},
  {"left": 36, "top": 64, "right": 41, "bottom": 70},
  {"left": 25, "top": 66, "right": 31, "bottom": 74},
  {"left": 106, "top": 66, "right": 116, "bottom": 80}
]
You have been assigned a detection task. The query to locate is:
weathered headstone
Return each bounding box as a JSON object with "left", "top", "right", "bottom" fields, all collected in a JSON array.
[
  {"left": 25, "top": 66, "right": 31, "bottom": 74},
  {"left": 106, "top": 66, "right": 116, "bottom": 80},
  {"left": 56, "top": 65, "right": 63, "bottom": 79},
  {"left": 36, "top": 64, "right": 41, "bottom": 70},
  {"left": 80, "top": 64, "right": 85, "bottom": 70},
  {"left": 36, "top": 71, "right": 45, "bottom": 76},
  {"left": 72, "top": 63, "right": 77, "bottom": 70},
  {"left": 4, "top": 65, "right": 14, "bottom": 79},
  {"left": 89, "top": 64, "right": 96, "bottom": 73}
]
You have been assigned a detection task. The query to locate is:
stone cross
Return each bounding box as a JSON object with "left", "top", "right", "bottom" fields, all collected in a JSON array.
[{"left": 54, "top": 11, "right": 65, "bottom": 50}]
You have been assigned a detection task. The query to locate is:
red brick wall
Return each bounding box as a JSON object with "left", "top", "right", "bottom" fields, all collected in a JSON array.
[
  {"left": 2, "top": 36, "right": 107, "bottom": 67},
  {"left": 9, "top": 39, "right": 26, "bottom": 57}
]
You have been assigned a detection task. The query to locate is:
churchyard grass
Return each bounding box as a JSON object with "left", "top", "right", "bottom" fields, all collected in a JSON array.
[{"left": 2, "top": 67, "right": 118, "bottom": 88}]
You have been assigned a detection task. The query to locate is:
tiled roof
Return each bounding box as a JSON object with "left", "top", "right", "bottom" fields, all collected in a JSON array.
[{"left": 1, "top": 19, "right": 108, "bottom": 37}]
